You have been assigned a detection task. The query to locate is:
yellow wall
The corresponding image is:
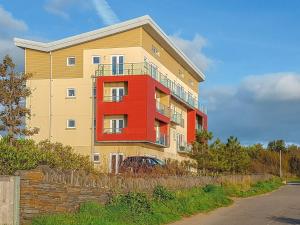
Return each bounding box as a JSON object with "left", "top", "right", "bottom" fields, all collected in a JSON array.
[
  {"left": 141, "top": 29, "right": 199, "bottom": 93},
  {"left": 26, "top": 49, "right": 50, "bottom": 79},
  {"left": 25, "top": 27, "right": 201, "bottom": 171}
]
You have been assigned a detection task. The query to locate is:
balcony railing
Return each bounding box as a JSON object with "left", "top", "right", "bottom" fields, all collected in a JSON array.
[
  {"left": 156, "top": 101, "right": 170, "bottom": 117},
  {"left": 103, "top": 95, "right": 125, "bottom": 102},
  {"left": 156, "top": 133, "right": 169, "bottom": 147},
  {"left": 171, "top": 111, "right": 184, "bottom": 127},
  {"left": 177, "top": 141, "right": 192, "bottom": 153},
  {"left": 95, "top": 62, "right": 206, "bottom": 113},
  {"left": 103, "top": 127, "right": 124, "bottom": 134}
]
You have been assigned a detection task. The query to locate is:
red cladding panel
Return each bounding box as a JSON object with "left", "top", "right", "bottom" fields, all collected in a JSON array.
[{"left": 95, "top": 75, "right": 169, "bottom": 143}]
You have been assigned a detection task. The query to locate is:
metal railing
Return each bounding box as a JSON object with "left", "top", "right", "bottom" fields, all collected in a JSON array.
[
  {"left": 156, "top": 101, "right": 170, "bottom": 117},
  {"left": 171, "top": 111, "right": 184, "bottom": 127},
  {"left": 103, "top": 95, "right": 125, "bottom": 102},
  {"left": 103, "top": 127, "right": 124, "bottom": 134},
  {"left": 95, "top": 62, "right": 207, "bottom": 113},
  {"left": 155, "top": 133, "right": 169, "bottom": 147},
  {"left": 177, "top": 141, "right": 192, "bottom": 153}
]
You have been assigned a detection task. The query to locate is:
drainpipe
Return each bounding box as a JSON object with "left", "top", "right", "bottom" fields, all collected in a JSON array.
[
  {"left": 91, "top": 76, "right": 96, "bottom": 162},
  {"left": 49, "top": 52, "right": 53, "bottom": 141}
]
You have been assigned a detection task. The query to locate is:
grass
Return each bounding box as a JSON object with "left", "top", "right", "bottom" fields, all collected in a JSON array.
[
  {"left": 224, "top": 177, "right": 283, "bottom": 198},
  {"left": 31, "top": 178, "right": 282, "bottom": 225},
  {"left": 286, "top": 177, "right": 300, "bottom": 183}
]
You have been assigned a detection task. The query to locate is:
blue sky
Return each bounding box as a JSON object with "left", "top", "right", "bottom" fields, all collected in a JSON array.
[{"left": 1, "top": 0, "right": 300, "bottom": 145}]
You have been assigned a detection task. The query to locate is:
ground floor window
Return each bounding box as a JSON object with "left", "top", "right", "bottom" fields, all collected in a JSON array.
[{"left": 110, "top": 153, "right": 124, "bottom": 174}]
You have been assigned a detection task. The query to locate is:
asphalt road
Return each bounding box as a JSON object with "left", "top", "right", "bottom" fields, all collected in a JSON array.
[{"left": 170, "top": 183, "right": 300, "bottom": 225}]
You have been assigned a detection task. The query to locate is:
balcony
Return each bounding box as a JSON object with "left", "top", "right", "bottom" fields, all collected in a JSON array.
[
  {"left": 171, "top": 111, "right": 184, "bottom": 127},
  {"left": 156, "top": 101, "right": 170, "bottom": 117},
  {"left": 103, "top": 95, "right": 125, "bottom": 102},
  {"left": 103, "top": 127, "right": 124, "bottom": 134},
  {"left": 177, "top": 141, "right": 192, "bottom": 153},
  {"left": 95, "top": 62, "right": 206, "bottom": 113},
  {"left": 156, "top": 133, "right": 169, "bottom": 147}
]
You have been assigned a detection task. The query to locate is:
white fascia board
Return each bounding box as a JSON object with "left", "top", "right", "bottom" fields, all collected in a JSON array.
[{"left": 14, "top": 15, "right": 205, "bottom": 80}]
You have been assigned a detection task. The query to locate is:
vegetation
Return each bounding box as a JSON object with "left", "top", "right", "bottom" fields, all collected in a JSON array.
[
  {"left": 191, "top": 130, "right": 300, "bottom": 177},
  {"left": 31, "top": 178, "right": 282, "bottom": 225},
  {"left": 0, "top": 138, "right": 94, "bottom": 175},
  {"left": 0, "top": 55, "right": 38, "bottom": 145}
]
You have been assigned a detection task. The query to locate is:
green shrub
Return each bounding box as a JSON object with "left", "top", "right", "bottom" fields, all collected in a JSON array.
[
  {"left": 203, "top": 184, "right": 218, "bottom": 193},
  {"left": 153, "top": 185, "right": 175, "bottom": 201},
  {"left": 0, "top": 138, "right": 94, "bottom": 175},
  {"left": 113, "top": 192, "right": 152, "bottom": 215}
]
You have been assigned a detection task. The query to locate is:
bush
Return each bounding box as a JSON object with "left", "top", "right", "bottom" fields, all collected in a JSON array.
[
  {"left": 113, "top": 192, "right": 152, "bottom": 215},
  {"left": 153, "top": 185, "right": 175, "bottom": 201},
  {"left": 0, "top": 138, "right": 94, "bottom": 175}
]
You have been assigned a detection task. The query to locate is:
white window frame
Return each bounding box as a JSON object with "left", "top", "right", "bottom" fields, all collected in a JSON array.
[
  {"left": 111, "top": 87, "right": 125, "bottom": 101},
  {"left": 93, "top": 153, "right": 100, "bottom": 163},
  {"left": 110, "top": 118, "right": 124, "bottom": 133},
  {"left": 66, "top": 88, "right": 76, "bottom": 98},
  {"left": 66, "top": 119, "right": 76, "bottom": 129},
  {"left": 92, "top": 55, "right": 101, "bottom": 65},
  {"left": 111, "top": 55, "right": 124, "bottom": 75},
  {"left": 109, "top": 153, "right": 124, "bottom": 174},
  {"left": 67, "top": 56, "right": 76, "bottom": 66}
]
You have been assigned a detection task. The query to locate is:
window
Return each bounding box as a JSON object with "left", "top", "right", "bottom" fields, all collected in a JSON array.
[
  {"left": 110, "top": 153, "right": 124, "bottom": 174},
  {"left": 67, "top": 119, "right": 76, "bottom": 129},
  {"left": 152, "top": 45, "right": 160, "bottom": 56},
  {"left": 67, "top": 57, "right": 75, "bottom": 66},
  {"left": 66, "top": 88, "right": 76, "bottom": 98},
  {"left": 93, "top": 87, "right": 97, "bottom": 97},
  {"left": 92, "top": 56, "right": 100, "bottom": 64},
  {"left": 110, "top": 119, "right": 124, "bottom": 133},
  {"left": 93, "top": 153, "right": 100, "bottom": 163},
  {"left": 111, "top": 87, "right": 124, "bottom": 102},
  {"left": 111, "top": 55, "right": 124, "bottom": 75}
]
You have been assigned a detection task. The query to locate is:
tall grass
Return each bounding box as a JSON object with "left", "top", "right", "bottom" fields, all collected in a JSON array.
[{"left": 31, "top": 178, "right": 282, "bottom": 225}]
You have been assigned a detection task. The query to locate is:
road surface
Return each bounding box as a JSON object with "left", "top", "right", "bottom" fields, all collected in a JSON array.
[{"left": 170, "top": 183, "right": 300, "bottom": 225}]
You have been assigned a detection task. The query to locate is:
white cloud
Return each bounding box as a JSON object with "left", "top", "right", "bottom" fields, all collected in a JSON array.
[
  {"left": 203, "top": 72, "right": 300, "bottom": 144},
  {"left": 0, "top": 5, "right": 27, "bottom": 35},
  {"left": 0, "top": 5, "right": 27, "bottom": 70},
  {"left": 44, "top": 0, "right": 91, "bottom": 19},
  {"left": 44, "top": 0, "right": 119, "bottom": 25},
  {"left": 241, "top": 73, "right": 300, "bottom": 101},
  {"left": 44, "top": 0, "right": 70, "bottom": 19},
  {"left": 169, "top": 34, "right": 213, "bottom": 72},
  {"left": 91, "top": 0, "right": 119, "bottom": 25}
]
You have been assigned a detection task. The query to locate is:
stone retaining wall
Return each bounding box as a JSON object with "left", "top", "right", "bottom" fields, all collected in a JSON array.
[{"left": 15, "top": 166, "right": 273, "bottom": 224}]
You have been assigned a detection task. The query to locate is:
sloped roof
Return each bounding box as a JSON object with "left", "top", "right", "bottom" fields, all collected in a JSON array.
[{"left": 14, "top": 15, "right": 205, "bottom": 81}]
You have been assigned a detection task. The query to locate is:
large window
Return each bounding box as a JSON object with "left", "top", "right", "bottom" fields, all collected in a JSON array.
[
  {"left": 111, "top": 55, "right": 124, "bottom": 75},
  {"left": 110, "top": 119, "right": 124, "bottom": 133},
  {"left": 67, "top": 56, "right": 76, "bottom": 66},
  {"left": 111, "top": 87, "right": 124, "bottom": 102},
  {"left": 110, "top": 153, "right": 124, "bottom": 174}
]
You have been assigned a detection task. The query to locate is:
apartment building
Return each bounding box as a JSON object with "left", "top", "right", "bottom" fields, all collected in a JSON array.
[{"left": 14, "top": 15, "right": 207, "bottom": 173}]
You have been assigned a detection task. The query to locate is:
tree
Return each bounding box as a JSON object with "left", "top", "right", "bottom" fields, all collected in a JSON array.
[
  {"left": 267, "top": 140, "right": 286, "bottom": 152},
  {"left": 224, "top": 136, "right": 250, "bottom": 173},
  {"left": 0, "top": 55, "right": 38, "bottom": 145},
  {"left": 191, "top": 130, "right": 213, "bottom": 172}
]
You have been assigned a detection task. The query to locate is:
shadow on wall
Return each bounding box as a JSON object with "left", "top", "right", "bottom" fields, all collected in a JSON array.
[{"left": 271, "top": 216, "right": 300, "bottom": 224}]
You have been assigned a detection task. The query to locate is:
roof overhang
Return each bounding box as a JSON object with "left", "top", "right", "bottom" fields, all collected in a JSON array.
[{"left": 14, "top": 15, "right": 205, "bottom": 81}]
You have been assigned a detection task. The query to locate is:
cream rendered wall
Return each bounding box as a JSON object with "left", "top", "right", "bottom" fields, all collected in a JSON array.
[
  {"left": 26, "top": 79, "right": 51, "bottom": 141},
  {"left": 28, "top": 45, "right": 196, "bottom": 172}
]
